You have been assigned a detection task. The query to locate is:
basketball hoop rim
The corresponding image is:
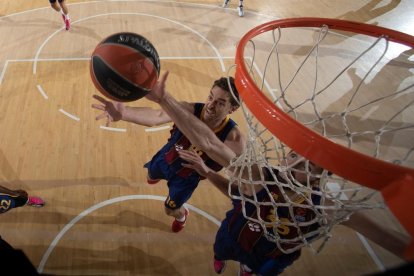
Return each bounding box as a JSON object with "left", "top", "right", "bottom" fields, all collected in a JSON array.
[
  {"left": 234, "top": 17, "right": 414, "bottom": 190},
  {"left": 235, "top": 18, "right": 414, "bottom": 260}
]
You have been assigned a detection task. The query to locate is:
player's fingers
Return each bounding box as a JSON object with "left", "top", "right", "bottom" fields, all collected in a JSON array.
[
  {"left": 93, "top": 94, "right": 108, "bottom": 104},
  {"left": 91, "top": 103, "right": 106, "bottom": 111},
  {"left": 178, "top": 151, "right": 196, "bottom": 161},
  {"left": 181, "top": 163, "right": 195, "bottom": 169},
  {"left": 159, "top": 71, "right": 169, "bottom": 85},
  {"left": 95, "top": 112, "right": 107, "bottom": 121}
]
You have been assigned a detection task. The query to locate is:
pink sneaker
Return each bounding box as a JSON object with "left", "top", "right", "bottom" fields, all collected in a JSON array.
[
  {"left": 171, "top": 207, "right": 189, "bottom": 233},
  {"left": 214, "top": 257, "right": 226, "bottom": 274},
  {"left": 26, "top": 196, "right": 45, "bottom": 207},
  {"left": 64, "top": 18, "right": 71, "bottom": 31}
]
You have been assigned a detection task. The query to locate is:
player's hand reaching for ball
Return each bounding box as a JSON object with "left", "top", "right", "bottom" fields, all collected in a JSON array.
[
  {"left": 91, "top": 94, "right": 125, "bottom": 126},
  {"left": 145, "top": 71, "right": 169, "bottom": 103}
]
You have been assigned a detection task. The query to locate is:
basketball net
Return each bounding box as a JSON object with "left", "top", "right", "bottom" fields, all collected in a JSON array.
[{"left": 230, "top": 18, "right": 414, "bottom": 258}]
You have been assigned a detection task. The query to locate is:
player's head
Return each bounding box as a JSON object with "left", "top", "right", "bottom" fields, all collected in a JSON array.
[
  {"left": 212, "top": 77, "right": 240, "bottom": 108},
  {"left": 203, "top": 77, "right": 240, "bottom": 121},
  {"left": 283, "top": 151, "right": 324, "bottom": 185}
]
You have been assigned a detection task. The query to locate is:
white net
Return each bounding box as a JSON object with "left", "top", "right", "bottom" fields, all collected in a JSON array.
[{"left": 229, "top": 19, "right": 414, "bottom": 254}]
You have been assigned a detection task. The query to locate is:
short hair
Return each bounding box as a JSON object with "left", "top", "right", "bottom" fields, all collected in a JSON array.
[{"left": 212, "top": 77, "right": 240, "bottom": 108}]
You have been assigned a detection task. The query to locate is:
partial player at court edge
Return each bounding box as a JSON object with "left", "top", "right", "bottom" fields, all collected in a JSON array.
[
  {"left": 145, "top": 72, "right": 411, "bottom": 276},
  {"left": 49, "top": 0, "right": 71, "bottom": 31},
  {"left": 91, "top": 76, "right": 246, "bottom": 233},
  {"left": 223, "top": 0, "right": 244, "bottom": 17},
  {"left": 0, "top": 185, "right": 45, "bottom": 214}
]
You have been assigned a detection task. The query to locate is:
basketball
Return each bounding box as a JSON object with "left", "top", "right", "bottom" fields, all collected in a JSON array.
[{"left": 90, "top": 32, "right": 160, "bottom": 102}]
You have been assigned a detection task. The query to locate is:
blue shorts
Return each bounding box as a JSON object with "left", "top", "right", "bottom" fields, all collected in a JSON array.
[
  {"left": 214, "top": 219, "right": 300, "bottom": 276},
  {"left": 144, "top": 152, "right": 201, "bottom": 210}
]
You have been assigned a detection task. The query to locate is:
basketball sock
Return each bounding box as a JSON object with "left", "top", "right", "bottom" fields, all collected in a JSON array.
[
  {"left": 176, "top": 212, "right": 186, "bottom": 222},
  {"left": 242, "top": 265, "right": 252, "bottom": 273},
  {"left": 60, "top": 9, "right": 69, "bottom": 19}
]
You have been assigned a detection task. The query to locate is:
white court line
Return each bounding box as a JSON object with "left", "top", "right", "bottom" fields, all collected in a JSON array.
[
  {"left": 0, "top": 60, "right": 9, "bottom": 85},
  {"left": 33, "top": 12, "right": 227, "bottom": 74},
  {"left": 357, "top": 232, "right": 385, "bottom": 271},
  {"left": 59, "top": 108, "right": 80, "bottom": 121},
  {"left": 100, "top": 125, "right": 127, "bottom": 132},
  {"left": 145, "top": 125, "right": 171, "bottom": 132},
  {"left": 37, "top": 194, "right": 221, "bottom": 273},
  {"left": 1, "top": 56, "right": 233, "bottom": 86},
  {"left": 326, "top": 182, "right": 384, "bottom": 270},
  {"left": 36, "top": 84, "right": 49, "bottom": 100}
]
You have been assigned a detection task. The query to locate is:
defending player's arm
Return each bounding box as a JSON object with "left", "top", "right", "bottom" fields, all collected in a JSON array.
[{"left": 91, "top": 94, "right": 194, "bottom": 127}]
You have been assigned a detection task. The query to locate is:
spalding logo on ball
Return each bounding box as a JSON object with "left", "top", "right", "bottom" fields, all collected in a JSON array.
[{"left": 90, "top": 32, "right": 160, "bottom": 102}]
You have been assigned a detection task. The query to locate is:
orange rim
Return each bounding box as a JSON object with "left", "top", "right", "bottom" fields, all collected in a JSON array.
[{"left": 235, "top": 18, "right": 414, "bottom": 259}]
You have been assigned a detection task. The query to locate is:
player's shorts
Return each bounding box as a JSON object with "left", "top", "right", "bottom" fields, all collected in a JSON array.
[
  {"left": 214, "top": 219, "right": 300, "bottom": 276},
  {"left": 0, "top": 193, "right": 27, "bottom": 214},
  {"left": 49, "top": 0, "right": 65, "bottom": 4},
  {"left": 144, "top": 152, "right": 201, "bottom": 210}
]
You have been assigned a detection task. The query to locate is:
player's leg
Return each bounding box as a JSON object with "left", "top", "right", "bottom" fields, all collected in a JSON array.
[
  {"left": 164, "top": 176, "right": 198, "bottom": 232},
  {"left": 58, "top": 0, "right": 71, "bottom": 30},
  {"left": 255, "top": 251, "right": 301, "bottom": 276},
  {"left": 0, "top": 190, "right": 44, "bottom": 214},
  {"left": 222, "top": 0, "right": 231, "bottom": 8},
  {"left": 164, "top": 203, "right": 189, "bottom": 233},
  {"left": 213, "top": 220, "right": 267, "bottom": 275},
  {"left": 143, "top": 155, "right": 166, "bottom": 185},
  {"left": 238, "top": 0, "right": 244, "bottom": 17},
  {"left": 49, "top": 0, "right": 60, "bottom": 12}
]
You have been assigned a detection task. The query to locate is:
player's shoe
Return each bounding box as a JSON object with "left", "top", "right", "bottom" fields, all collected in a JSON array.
[
  {"left": 222, "top": 0, "right": 230, "bottom": 8},
  {"left": 171, "top": 207, "right": 189, "bottom": 233},
  {"left": 147, "top": 175, "right": 161, "bottom": 185},
  {"left": 64, "top": 18, "right": 71, "bottom": 31},
  {"left": 213, "top": 257, "right": 226, "bottom": 274},
  {"left": 238, "top": 264, "right": 253, "bottom": 276},
  {"left": 26, "top": 196, "right": 45, "bottom": 207},
  {"left": 238, "top": 5, "right": 244, "bottom": 17}
]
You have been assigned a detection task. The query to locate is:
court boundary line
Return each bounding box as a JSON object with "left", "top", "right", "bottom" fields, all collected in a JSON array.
[{"left": 37, "top": 194, "right": 221, "bottom": 273}]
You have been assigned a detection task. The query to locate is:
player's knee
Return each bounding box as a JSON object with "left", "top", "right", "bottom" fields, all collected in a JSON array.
[
  {"left": 164, "top": 206, "right": 175, "bottom": 216},
  {"left": 165, "top": 206, "right": 184, "bottom": 218},
  {"left": 51, "top": 3, "right": 60, "bottom": 11}
]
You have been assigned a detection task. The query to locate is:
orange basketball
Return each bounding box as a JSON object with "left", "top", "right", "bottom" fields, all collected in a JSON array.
[{"left": 90, "top": 32, "right": 160, "bottom": 102}]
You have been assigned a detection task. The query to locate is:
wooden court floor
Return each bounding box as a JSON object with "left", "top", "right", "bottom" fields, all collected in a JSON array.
[{"left": 0, "top": 0, "right": 413, "bottom": 275}]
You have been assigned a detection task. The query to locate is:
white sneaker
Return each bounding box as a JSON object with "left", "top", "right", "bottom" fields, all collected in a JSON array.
[
  {"left": 238, "top": 5, "right": 244, "bottom": 17},
  {"left": 223, "top": 0, "right": 230, "bottom": 8}
]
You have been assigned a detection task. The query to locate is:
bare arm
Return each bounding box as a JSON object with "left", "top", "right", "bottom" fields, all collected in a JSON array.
[
  {"left": 223, "top": 126, "right": 245, "bottom": 156},
  {"left": 92, "top": 94, "right": 193, "bottom": 127},
  {"left": 342, "top": 210, "right": 411, "bottom": 260},
  {"left": 120, "top": 106, "right": 171, "bottom": 127},
  {"left": 177, "top": 150, "right": 237, "bottom": 197},
  {"left": 147, "top": 72, "right": 237, "bottom": 167}
]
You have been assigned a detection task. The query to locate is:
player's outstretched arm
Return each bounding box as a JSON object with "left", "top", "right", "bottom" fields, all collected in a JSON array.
[
  {"left": 148, "top": 71, "right": 237, "bottom": 167},
  {"left": 342, "top": 209, "right": 411, "bottom": 260},
  {"left": 92, "top": 94, "right": 174, "bottom": 127}
]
